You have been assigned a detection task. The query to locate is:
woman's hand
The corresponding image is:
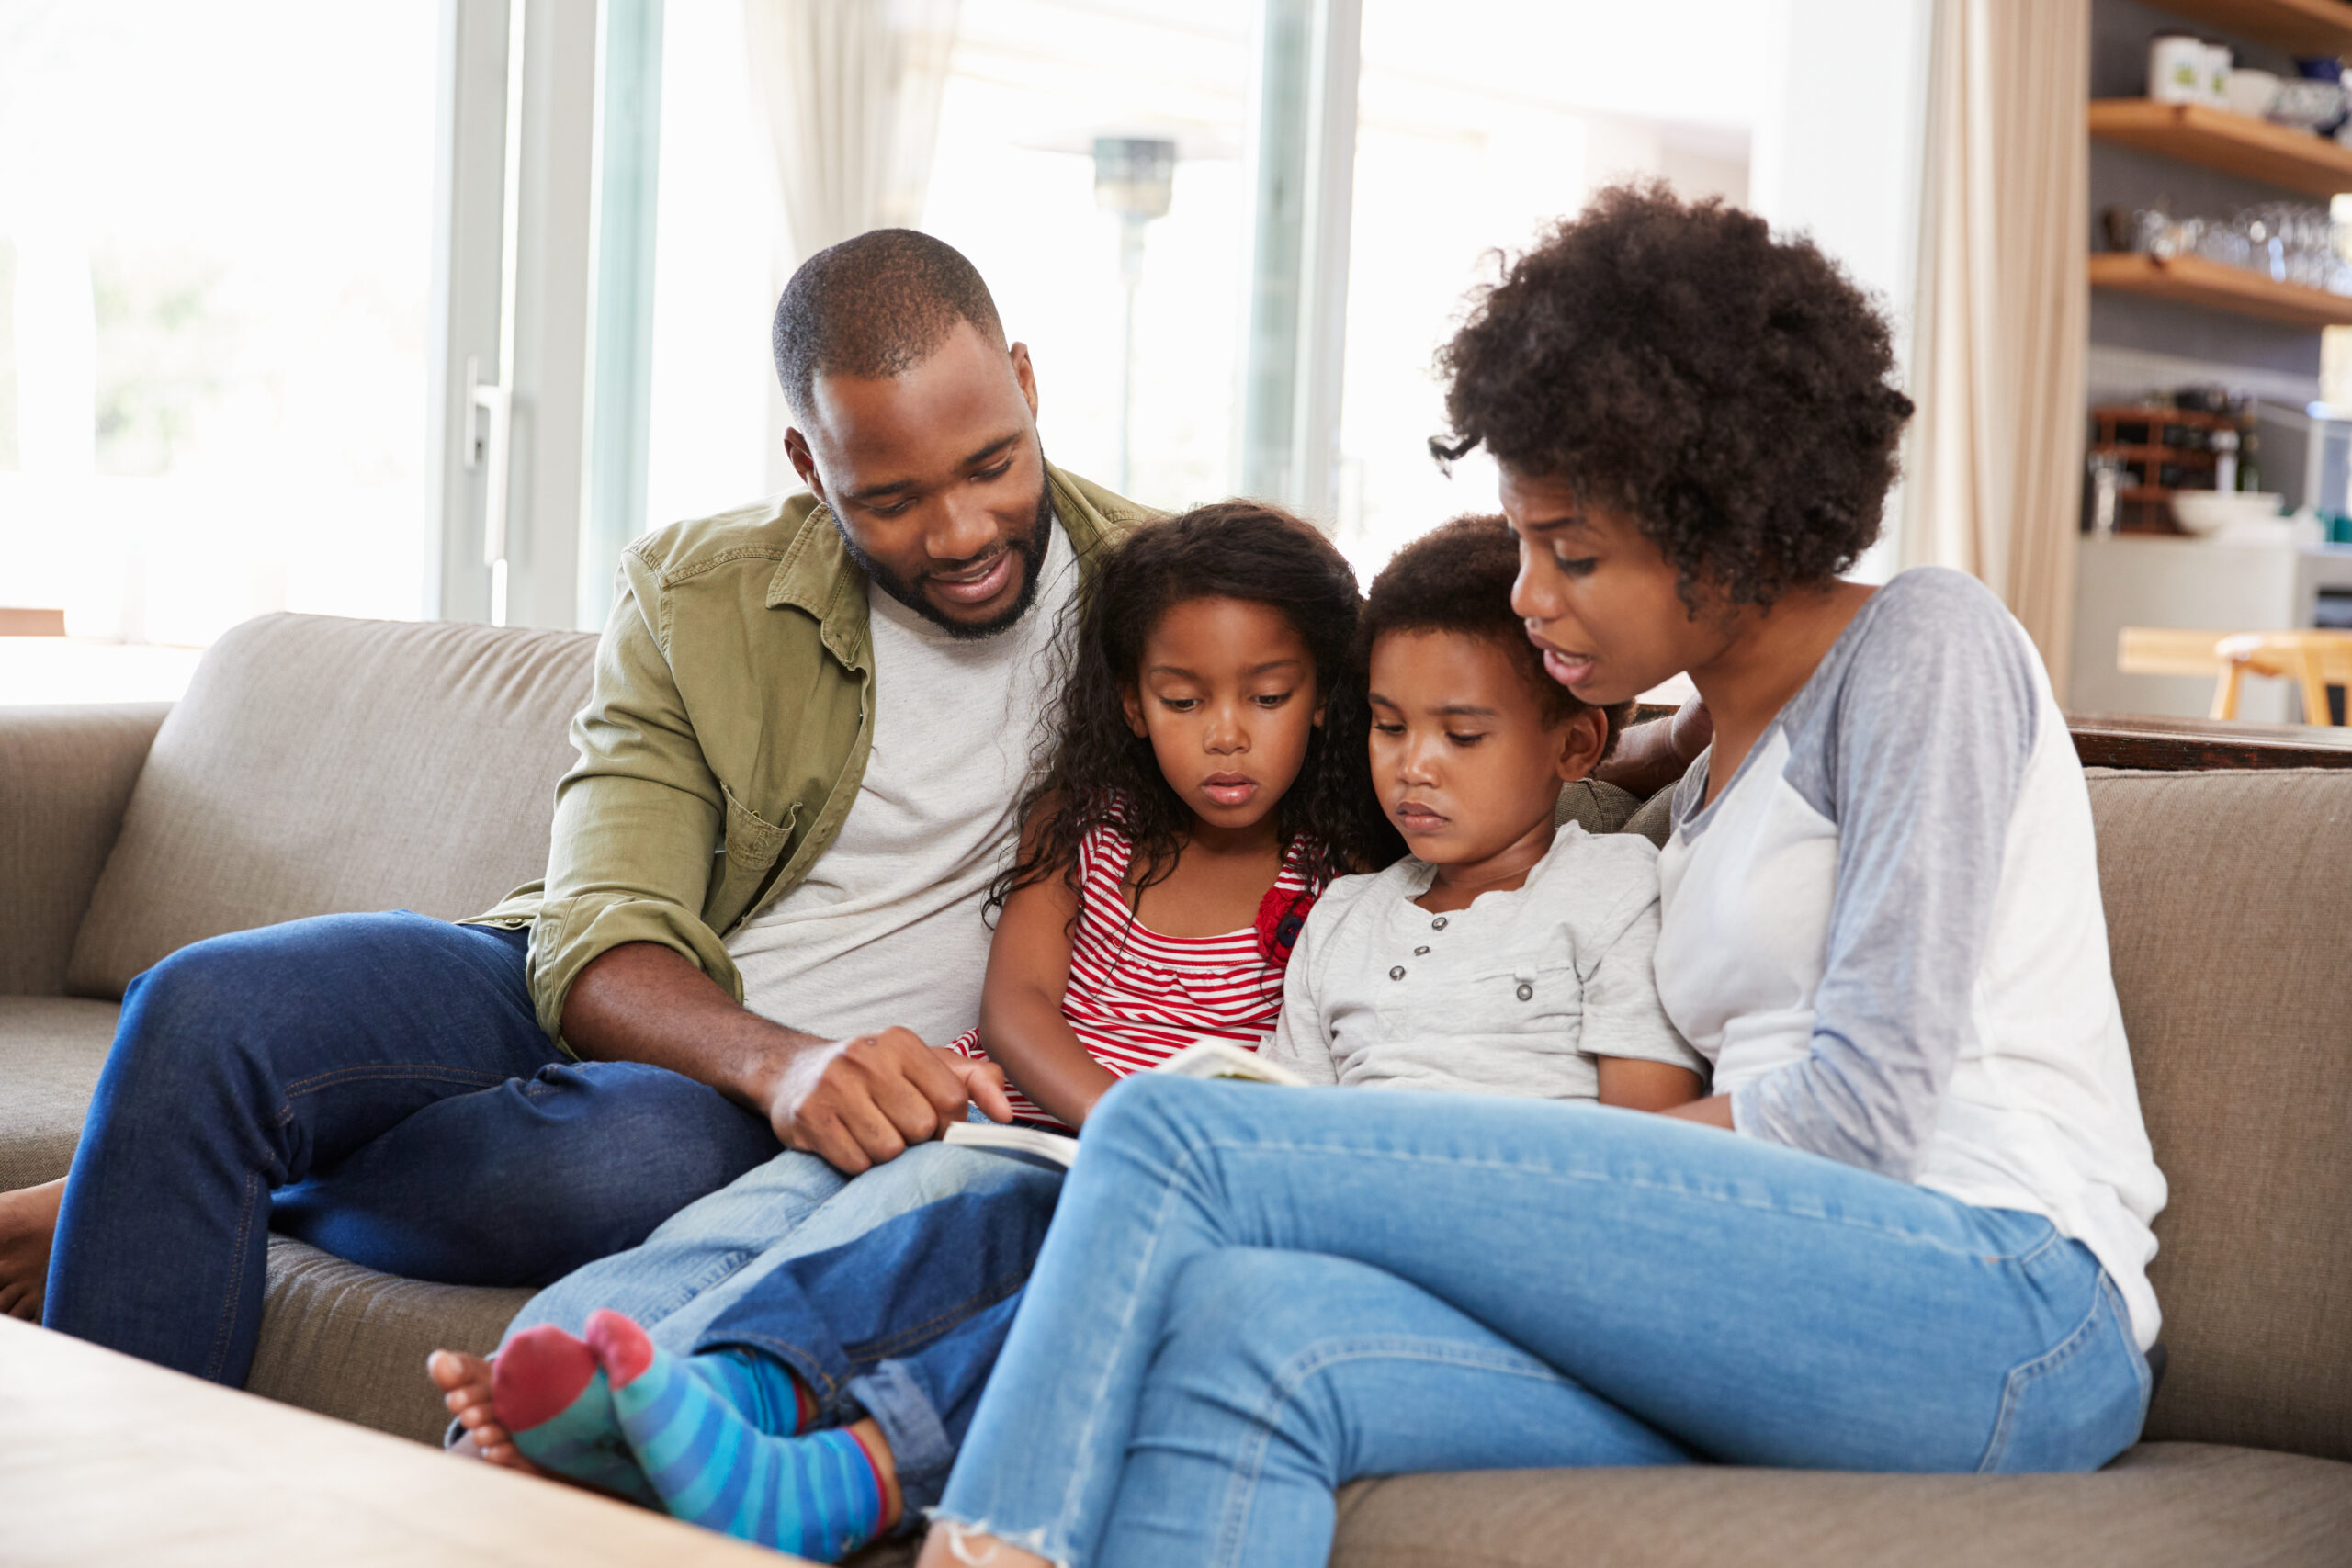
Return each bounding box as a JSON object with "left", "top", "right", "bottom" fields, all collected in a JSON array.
[
  {"left": 1592, "top": 697, "right": 1712, "bottom": 799},
  {"left": 1660, "top": 1093, "right": 1736, "bottom": 1130}
]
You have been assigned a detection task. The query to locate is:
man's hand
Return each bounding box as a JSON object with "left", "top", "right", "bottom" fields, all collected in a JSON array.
[
  {"left": 766, "top": 1030, "right": 1016, "bottom": 1174},
  {"left": 561, "top": 942, "right": 1017, "bottom": 1175}
]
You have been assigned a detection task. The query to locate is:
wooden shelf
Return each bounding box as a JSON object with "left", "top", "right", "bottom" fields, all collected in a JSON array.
[
  {"left": 2089, "top": 100, "right": 2352, "bottom": 196},
  {"left": 2089, "top": 250, "right": 2352, "bottom": 324},
  {"left": 2140, "top": 0, "right": 2352, "bottom": 57}
]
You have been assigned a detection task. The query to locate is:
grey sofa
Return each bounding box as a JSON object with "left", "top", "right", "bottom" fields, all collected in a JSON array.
[{"left": 4, "top": 612, "right": 2348, "bottom": 1565}]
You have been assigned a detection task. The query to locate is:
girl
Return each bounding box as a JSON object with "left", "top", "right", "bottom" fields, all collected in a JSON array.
[
  {"left": 921, "top": 186, "right": 2165, "bottom": 1568},
  {"left": 437, "top": 501, "right": 1394, "bottom": 1562},
  {"left": 953, "top": 500, "right": 1397, "bottom": 1129}
]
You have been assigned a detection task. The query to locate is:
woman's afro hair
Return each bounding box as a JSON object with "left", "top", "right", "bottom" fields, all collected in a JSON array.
[
  {"left": 1433, "top": 182, "right": 1915, "bottom": 610},
  {"left": 1360, "top": 515, "right": 1632, "bottom": 760}
]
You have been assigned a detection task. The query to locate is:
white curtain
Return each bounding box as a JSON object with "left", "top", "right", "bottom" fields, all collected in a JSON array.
[
  {"left": 1905, "top": 0, "right": 2089, "bottom": 694},
  {"left": 742, "top": 0, "right": 962, "bottom": 260}
]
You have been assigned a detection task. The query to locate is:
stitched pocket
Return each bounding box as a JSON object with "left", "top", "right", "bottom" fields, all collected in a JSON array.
[
  {"left": 721, "top": 784, "right": 796, "bottom": 870},
  {"left": 712, "top": 785, "right": 798, "bottom": 919},
  {"left": 1976, "top": 1270, "right": 2148, "bottom": 1473}
]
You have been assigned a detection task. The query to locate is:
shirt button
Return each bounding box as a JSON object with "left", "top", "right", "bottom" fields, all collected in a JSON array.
[
  {"left": 1413, "top": 945, "right": 1430, "bottom": 955},
  {"left": 1516, "top": 982, "right": 1534, "bottom": 1001},
  {"left": 1431, "top": 916, "right": 1449, "bottom": 930},
  {"left": 1389, "top": 965, "right": 1407, "bottom": 980}
]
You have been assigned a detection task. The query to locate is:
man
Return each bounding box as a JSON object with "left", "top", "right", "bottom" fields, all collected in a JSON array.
[{"left": 4, "top": 229, "right": 1148, "bottom": 1387}]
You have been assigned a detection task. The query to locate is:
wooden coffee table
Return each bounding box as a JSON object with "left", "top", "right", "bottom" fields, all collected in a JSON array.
[{"left": 0, "top": 1314, "right": 806, "bottom": 1564}]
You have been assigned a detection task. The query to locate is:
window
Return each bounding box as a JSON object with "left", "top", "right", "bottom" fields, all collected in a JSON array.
[
  {"left": 1332, "top": 0, "right": 1769, "bottom": 583},
  {"left": 921, "top": 0, "right": 1259, "bottom": 508},
  {"left": 0, "top": 1, "right": 438, "bottom": 701}
]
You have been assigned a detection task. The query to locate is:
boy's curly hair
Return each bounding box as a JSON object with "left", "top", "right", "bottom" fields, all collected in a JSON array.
[
  {"left": 993, "top": 502, "right": 1402, "bottom": 917},
  {"left": 1432, "top": 182, "right": 1914, "bottom": 610},
  {"left": 1361, "top": 514, "right": 1634, "bottom": 761}
]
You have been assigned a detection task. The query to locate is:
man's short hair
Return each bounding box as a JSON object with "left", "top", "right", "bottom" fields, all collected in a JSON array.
[
  {"left": 772, "top": 228, "right": 1007, "bottom": 419},
  {"left": 1360, "top": 514, "right": 1632, "bottom": 758}
]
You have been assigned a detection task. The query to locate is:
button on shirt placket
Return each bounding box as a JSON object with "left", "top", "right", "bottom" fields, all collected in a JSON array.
[{"left": 1389, "top": 908, "right": 1456, "bottom": 984}]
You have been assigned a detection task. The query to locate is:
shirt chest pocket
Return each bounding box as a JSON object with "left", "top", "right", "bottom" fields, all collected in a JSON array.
[
  {"left": 1384, "top": 954, "right": 1583, "bottom": 1034},
  {"left": 711, "top": 784, "right": 798, "bottom": 919}
]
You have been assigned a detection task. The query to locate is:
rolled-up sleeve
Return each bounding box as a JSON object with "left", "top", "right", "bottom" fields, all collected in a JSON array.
[{"left": 526, "top": 551, "right": 742, "bottom": 1047}]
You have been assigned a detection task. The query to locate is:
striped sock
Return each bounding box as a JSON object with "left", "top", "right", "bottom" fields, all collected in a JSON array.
[
  {"left": 492, "top": 1325, "right": 660, "bottom": 1507},
  {"left": 685, "top": 1347, "right": 819, "bottom": 1437},
  {"left": 587, "top": 1309, "right": 884, "bottom": 1561}
]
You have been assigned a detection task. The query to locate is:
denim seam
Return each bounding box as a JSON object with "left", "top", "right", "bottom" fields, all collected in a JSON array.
[
  {"left": 1974, "top": 1269, "right": 2110, "bottom": 1472},
  {"left": 1212, "top": 1336, "right": 1591, "bottom": 1568},
  {"left": 1185, "top": 1134, "right": 2045, "bottom": 1262},
  {"left": 278, "top": 1063, "right": 514, "bottom": 1101},
  {"left": 841, "top": 1266, "right": 1034, "bottom": 1361},
  {"left": 203, "top": 1168, "right": 264, "bottom": 1382},
  {"left": 701, "top": 1265, "right": 1034, "bottom": 1404}
]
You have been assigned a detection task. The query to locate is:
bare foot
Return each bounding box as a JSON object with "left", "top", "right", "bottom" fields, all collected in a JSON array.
[
  {"left": 0, "top": 1179, "right": 65, "bottom": 1323},
  {"left": 427, "top": 1348, "right": 547, "bottom": 1477},
  {"left": 916, "top": 1526, "right": 1052, "bottom": 1568}
]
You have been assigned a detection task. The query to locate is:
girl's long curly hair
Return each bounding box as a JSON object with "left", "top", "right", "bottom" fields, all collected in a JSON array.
[{"left": 992, "top": 501, "right": 1400, "bottom": 918}]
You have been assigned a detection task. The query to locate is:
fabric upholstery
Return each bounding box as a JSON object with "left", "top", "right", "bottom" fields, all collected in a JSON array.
[
  {"left": 2082, "top": 768, "right": 2352, "bottom": 1461},
  {"left": 1622, "top": 782, "right": 1676, "bottom": 847},
  {"left": 0, "top": 998, "right": 118, "bottom": 1190},
  {"left": 64, "top": 614, "right": 596, "bottom": 999},
  {"left": 1553, "top": 778, "right": 1642, "bottom": 838},
  {"left": 1329, "top": 1443, "right": 2352, "bottom": 1568},
  {"left": 0, "top": 704, "right": 169, "bottom": 996},
  {"left": 245, "top": 1237, "right": 533, "bottom": 1448}
]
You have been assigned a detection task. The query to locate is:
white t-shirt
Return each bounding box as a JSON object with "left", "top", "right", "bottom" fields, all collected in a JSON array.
[
  {"left": 724, "top": 520, "right": 1079, "bottom": 1045},
  {"left": 1653, "top": 569, "right": 2167, "bottom": 1349},
  {"left": 1262, "top": 825, "right": 1702, "bottom": 1097}
]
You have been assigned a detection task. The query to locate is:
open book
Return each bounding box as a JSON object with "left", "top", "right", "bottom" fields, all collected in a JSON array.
[{"left": 941, "top": 1039, "right": 1307, "bottom": 1168}]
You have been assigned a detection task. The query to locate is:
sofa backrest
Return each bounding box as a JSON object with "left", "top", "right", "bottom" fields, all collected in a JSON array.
[
  {"left": 2086, "top": 767, "right": 2352, "bottom": 1461},
  {"left": 65, "top": 614, "right": 596, "bottom": 998}
]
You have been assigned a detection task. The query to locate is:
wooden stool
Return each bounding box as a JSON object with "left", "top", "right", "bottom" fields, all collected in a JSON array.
[{"left": 2209, "top": 631, "right": 2352, "bottom": 725}]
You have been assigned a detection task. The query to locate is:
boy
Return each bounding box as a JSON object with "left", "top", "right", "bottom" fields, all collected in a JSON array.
[{"left": 1262, "top": 514, "right": 1704, "bottom": 1109}]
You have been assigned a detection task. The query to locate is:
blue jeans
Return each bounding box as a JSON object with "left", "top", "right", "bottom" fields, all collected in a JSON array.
[
  {"left": 506, "top": 1141, "right": 1060, "bottom": 1517},
  {"left": 936, "top": 1077, "right": 2154, "bottom": 1568},
  {"left": 44, "top": 912, "right": 782, "bottom": 1384}
]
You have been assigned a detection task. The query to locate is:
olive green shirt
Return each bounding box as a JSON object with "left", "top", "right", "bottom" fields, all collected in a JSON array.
[{"left": 469, "top": 464, "right": 1147, "bottom": 1047}]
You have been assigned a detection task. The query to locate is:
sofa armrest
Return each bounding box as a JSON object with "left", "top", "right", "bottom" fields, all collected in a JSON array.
[{"left": 0, "top": 704, "right": 170, "bottom": 996}]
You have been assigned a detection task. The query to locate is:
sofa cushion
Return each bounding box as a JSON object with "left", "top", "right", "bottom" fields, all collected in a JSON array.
[
  {"left": 0, "top": 998, "right": 119, "bottom": 1190},
  {"left": 1554, "top": 778, "right": 1641, "bottom": 837},
  {"left": 0, "top": 704, "right": 171, "bottom": 996},
  {"left": 247, "top": 1236, "right": 533, "bottom": 1446},
  {"left": 1329, "top": 1442, "right": 2352, "bottom": 1567},
  {"left": 2083, "top": 768, "right": 2352, "bottom": 1461},
  {"left": 65, "top": 614, "right": 596, "bottom": 998}
]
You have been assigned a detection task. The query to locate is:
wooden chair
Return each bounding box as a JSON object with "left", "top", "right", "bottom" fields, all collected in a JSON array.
[
  {"left": 2117, "top": 627, "right": 2352, "bottom": 726},
  {"left": 2210, "top": 632, "right": 2352, "bottom": 725}
]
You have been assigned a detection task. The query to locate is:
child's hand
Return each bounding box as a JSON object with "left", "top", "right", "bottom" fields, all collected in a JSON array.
[{"left": 935, "top": 1047, "right": 1016, "bottom": 1125}]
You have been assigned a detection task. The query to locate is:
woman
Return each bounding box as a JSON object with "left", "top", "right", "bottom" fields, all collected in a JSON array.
[{"left": 917, "top": 186, "right": 2166, "bottom": 1568}]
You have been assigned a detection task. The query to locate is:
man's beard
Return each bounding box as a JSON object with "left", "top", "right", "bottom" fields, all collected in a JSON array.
[{"left": 837, "top": 474, "right": 1054, "bottom": 641}]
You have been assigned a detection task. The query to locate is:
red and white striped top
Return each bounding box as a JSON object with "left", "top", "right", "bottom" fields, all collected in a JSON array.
[{"left": 954, "top": 812, "right": 1322, "bottom": 1130}]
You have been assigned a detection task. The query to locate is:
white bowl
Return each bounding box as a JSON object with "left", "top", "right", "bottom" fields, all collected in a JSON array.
[
  {"left": 2171, "top": 491, "right": 2283, "bottom": 535},
  {"left": 2225, "top": 68, "right": 2281, "bottom": 118}
]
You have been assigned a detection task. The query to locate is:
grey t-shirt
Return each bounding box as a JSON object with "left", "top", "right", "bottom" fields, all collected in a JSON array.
[{"left": 1262, "top": 824, "right": 1703, "bottom": 1098}]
